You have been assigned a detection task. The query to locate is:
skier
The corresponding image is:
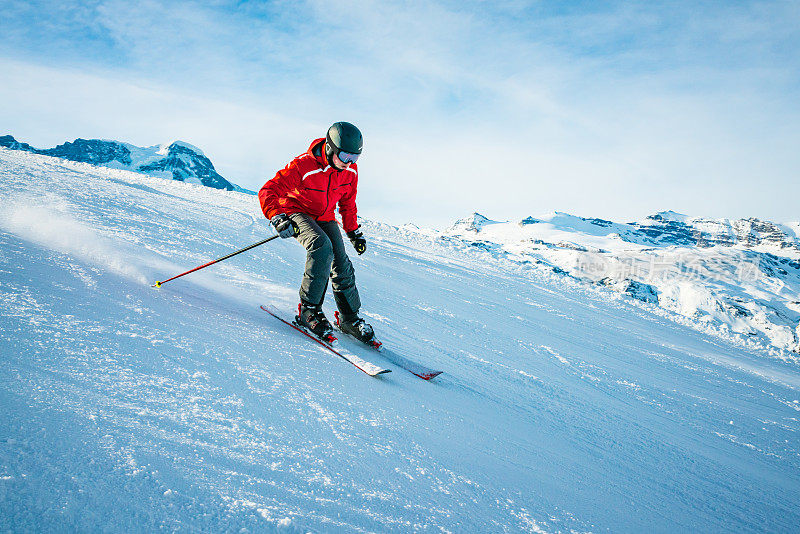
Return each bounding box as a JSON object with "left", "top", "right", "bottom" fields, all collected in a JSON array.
[{"left": 258, "top": 121, "right": 374, "bottom": 343}]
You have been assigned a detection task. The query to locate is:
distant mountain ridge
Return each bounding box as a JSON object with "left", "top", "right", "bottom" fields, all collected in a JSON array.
[
  {"left": 0, "top": 135, "right": 253, "bottom": 194},
  {"left": 589, "top": 210, "right": 799, "bottom": 253},
  {"left": 458, "top": 210, "right": 800, "bottom": 255},
  {"left": 409, "top": 210, "right": 800, "bottom": 354}
]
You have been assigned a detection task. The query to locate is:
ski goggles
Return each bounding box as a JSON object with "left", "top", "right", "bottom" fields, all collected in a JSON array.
[{"left": 336, "top": 150, "right": 360, "bottom": 164}]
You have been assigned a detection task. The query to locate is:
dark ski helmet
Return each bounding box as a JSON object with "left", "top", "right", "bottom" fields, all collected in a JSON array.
[{"left": 325, "top": 121, "right": 362, "bottom": 165}]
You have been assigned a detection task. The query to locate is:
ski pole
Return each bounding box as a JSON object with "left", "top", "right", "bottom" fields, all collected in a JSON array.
[{"left": 153, "top": 234, "right": 280, "bottom": 288}]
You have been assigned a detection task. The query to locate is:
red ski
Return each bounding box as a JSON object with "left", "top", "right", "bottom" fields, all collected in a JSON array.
[
  {"left": 374, "top": 348, "right": 443, "bottom": 381},
  {"left": 333, "top": 312, "right": 443, "bottom": 381},
  {"left": 260, "top": 305, "right": 390, "bottom": 377}
]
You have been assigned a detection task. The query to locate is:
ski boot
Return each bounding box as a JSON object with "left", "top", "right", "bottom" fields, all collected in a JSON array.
[
  {"left": 335, "top": 311, "right": 378, "bottom": 347},
  {"left": 296, "top": 302, "right": 336, "bottom": 343}
]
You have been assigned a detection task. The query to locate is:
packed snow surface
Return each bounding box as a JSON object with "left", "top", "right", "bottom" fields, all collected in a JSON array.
[{"left": 1, "top": 148, "right": 800, "bottom": 532}]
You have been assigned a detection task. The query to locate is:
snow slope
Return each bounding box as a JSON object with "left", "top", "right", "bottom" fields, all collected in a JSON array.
[{"left": 1, "top": 148, "right": 799, "bottom": 532}]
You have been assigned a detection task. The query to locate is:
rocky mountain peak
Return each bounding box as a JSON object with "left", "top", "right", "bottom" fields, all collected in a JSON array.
[
  {"left": 41, "top": 139, "right": 132, "bottom": 166},
  {"left": 1, "top": 134, "right": 246, "bottom": 193},
  {"left": 449, "top": 212, "right": 497, "bottom": 233},
  {"left": 138, "top": 140, "right": 233, "bottom": 190},
  {"left": 1, "top": 135, "right": 37, "bottom": 152}
]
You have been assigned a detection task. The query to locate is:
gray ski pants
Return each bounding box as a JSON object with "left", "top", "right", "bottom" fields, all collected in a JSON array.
[{"left": 289, "top": 213, "right": 361, "bottom": 316}]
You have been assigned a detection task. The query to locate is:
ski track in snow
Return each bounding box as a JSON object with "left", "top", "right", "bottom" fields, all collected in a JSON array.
[{"left": 1, "top": 148, "right": 800, "bottom": 532}]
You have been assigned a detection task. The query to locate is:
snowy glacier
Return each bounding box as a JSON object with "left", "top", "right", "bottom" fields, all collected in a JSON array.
[{"left": 1, "top": 148, "right": 799, "bottom": 532}]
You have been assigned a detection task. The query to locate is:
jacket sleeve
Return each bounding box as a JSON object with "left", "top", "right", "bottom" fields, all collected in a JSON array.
[
  {"left": 338, "top": 170, "right": 359, "bottom": 233},
  {"left": 259, "top": 160, "right": 302, "bottom": 220}
]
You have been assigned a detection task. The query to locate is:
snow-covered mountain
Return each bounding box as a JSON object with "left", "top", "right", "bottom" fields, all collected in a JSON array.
[
  {"left": 0, "top": 135, "right": 253, "bottom": 194},
  {"left": 410, "top": 211, "right": 800, "bottom": 355},
  {"left": 2, "top": 147, "right": 800, "bottom": 532}
]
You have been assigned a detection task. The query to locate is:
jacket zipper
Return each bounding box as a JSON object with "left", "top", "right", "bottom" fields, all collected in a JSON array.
[{"left": 322, "top": 168, "right": 332, "bottom": 217}]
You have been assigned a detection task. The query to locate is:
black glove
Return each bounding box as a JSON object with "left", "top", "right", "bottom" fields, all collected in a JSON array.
[
  {"left": 270, "top": 213, "right": 298, "bottom": 238},
  {"left": 347, "top": 227, "right": 367, "bottom": 255}
]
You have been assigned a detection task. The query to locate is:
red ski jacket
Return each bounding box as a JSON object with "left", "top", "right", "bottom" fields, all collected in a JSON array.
[{"left": 259, "top": 138, "right": 359, "bottom": 233}]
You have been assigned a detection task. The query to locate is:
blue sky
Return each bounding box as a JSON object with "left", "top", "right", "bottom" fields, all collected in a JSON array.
[{"left": 1, "top": 0, "right": 799, "bottom": 227}]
